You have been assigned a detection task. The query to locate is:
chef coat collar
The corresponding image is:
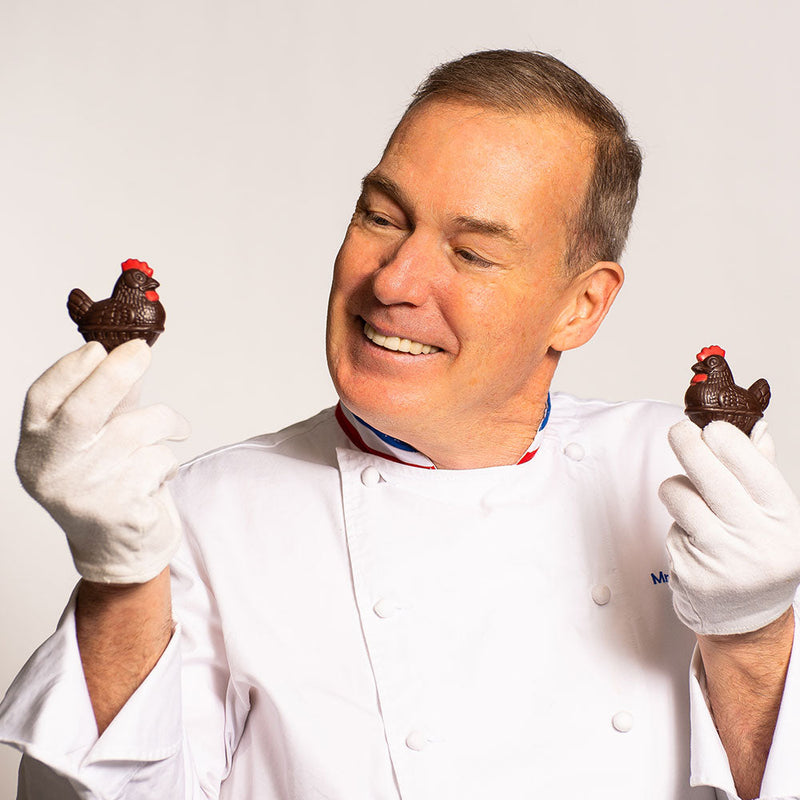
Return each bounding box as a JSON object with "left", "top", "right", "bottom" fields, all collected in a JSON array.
[{"left": 335, "top": 395, "right": 551, "bottom": 469}]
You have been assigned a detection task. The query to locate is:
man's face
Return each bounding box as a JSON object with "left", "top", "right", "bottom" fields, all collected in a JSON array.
[{"left": 326, "top": 100, "right": 596, "bottom": 461}]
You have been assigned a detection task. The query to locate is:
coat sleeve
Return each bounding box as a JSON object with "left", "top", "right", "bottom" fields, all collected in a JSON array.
[
  {"left": 0, "top": 534, "right": 249, "bottom": 799},
  {"left": 688, "top": 599, "right": 800, "bottom": 799}
]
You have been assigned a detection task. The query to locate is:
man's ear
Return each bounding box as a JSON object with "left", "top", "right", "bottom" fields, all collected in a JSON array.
[{"left": 549, "top": 261, "right": 624, "bottom": 352}]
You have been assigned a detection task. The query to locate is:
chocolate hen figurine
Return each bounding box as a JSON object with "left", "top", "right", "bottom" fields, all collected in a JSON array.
[
  {"left": 684, "top": 345, "right": 770, "bottom": 435},
  {"left": 67, "top": 259, "right": 165, "bottom": 352}
]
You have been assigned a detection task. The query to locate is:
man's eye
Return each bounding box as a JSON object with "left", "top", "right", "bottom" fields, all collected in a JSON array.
[
  {"left": 366, "top": 211, "right": 393, "bottom": 227},
  {"left": 455, "top": 248, "right": 493, "bottom": 268},
  {"left": 355, "top": 202, "right": 397, "bottom": 228}
]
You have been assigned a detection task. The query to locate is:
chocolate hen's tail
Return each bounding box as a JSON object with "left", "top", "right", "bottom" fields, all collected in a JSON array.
[
  {"left": 67, "top": 288, "right": 93, "bottom": 324},
  {"left": 748, "top": 378, "right": 771, "bottom": 413}
]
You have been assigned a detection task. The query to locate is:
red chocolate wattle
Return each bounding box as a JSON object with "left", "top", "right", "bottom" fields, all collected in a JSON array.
[
  {"left": 67, "top": 259, "right": 165, "bottom": 352},
  {"left": 684, "top": 345, "right": 770, "bottom": 435}
]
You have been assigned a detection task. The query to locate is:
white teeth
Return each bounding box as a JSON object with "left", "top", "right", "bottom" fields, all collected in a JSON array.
[{"left": 363, "top": 322, "right": 440, "bottom": 354}]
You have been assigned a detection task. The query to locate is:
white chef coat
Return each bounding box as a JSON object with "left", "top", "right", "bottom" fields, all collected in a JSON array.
[{"left": 2, "top": 393, "right": 800, "bottom": 799}]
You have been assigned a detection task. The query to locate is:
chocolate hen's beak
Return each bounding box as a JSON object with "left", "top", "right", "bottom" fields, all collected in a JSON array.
[
  {"left": 690, "top": 362, "right": 708, "bottom": 383},
  {"left": 144, "top": 277, "right": 160, "bottom": 290}
]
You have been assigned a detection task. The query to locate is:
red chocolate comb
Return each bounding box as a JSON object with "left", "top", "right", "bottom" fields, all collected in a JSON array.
[
  {"left": 696, "top": 345, "right": 726, "bottom": 361},
  {"left": 121, "top": 258, "right": 153, "bottom": 277}
]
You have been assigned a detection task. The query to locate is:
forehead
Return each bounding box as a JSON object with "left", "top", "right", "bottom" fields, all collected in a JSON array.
[{"left": 376, "top": 101, "right": 596, "bottom": 248}]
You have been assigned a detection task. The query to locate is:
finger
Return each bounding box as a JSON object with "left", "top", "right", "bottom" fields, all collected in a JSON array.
[
  {"left": 702, "top": 421, "right": 789, "bottom": 508},
  {"left": 750, "top": 419, "right": 776, "bottom": 464},
  {"left": 659, "top": 474, "right": 721, "bottom": 537},
  {"left": 125, "top": 444, "right": 183, "bottom": 496},
  {"left": 667, "top": 420, "right": 750, "bottom": 519},
  {"left": 57, "top": 339, "right": 153, "bottom": 434},
  {"left": 142, "top": 444, "right": 183, "bottom": 491},
  {"left": 665, "top": 522, "right": 716, "bottom": 577},
  {"left": 111, "top": 377, "right": 145, "bottom": 417},
  {"left": 23, "top": 342, "right": 107, "bottom": 428},
  {"left": 158, "top": 484, "right": 183, "bottom": 540},
  {"left": 102, "top": 404, "right": 191, "bottom": 454}
]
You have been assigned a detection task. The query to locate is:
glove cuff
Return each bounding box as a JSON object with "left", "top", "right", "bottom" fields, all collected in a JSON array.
[
  {"left": 671, "top": 570, "right": 797, "bottom": 636},
  {"left": 73, "top": 534, "right": 180, "bottom": 584}
]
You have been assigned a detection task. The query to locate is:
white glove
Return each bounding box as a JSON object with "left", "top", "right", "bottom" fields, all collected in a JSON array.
[
  {"left": 15, "top": 339, "right": 191, "bottom": 584},
  {"left": 659, "top": 418, "right": 800, "bottom": 636}
]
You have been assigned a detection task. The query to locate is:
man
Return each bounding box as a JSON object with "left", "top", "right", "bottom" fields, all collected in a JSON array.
[{"left": 2, "top": 50, "right": 799, "bottom": 799}]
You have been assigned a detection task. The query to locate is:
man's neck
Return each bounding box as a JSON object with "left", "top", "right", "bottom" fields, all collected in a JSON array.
[
  {"left": 423, "top": 411, "right": 548, "bottom": 469},
  {"left": 345, "top": 394, "right": 551, "bottom": 470}
]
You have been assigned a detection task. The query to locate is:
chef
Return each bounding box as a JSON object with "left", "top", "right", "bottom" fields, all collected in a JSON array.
[{"left": 2, "top": 50, "right": 800, "bottom": 800}]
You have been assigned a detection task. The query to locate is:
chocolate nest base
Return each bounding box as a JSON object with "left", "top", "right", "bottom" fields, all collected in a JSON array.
[
  {"left": 684, "top": 407, "right": 762, "bottom": 436},
  {"left": 78, "top": 327, "right": 163, "bottom": 353}
]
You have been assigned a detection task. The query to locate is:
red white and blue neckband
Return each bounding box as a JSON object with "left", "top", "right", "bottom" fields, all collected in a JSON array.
[{"left": 335, "top": 393, "right": 551, "bottom": 469}]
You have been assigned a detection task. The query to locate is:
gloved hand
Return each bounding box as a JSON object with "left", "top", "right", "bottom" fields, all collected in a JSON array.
[
  {"left": 659, "top": 418, "right": 800, "bottom": 636},
  {"left": 15, "top": 339, "right": 191, "bottom": 584}
]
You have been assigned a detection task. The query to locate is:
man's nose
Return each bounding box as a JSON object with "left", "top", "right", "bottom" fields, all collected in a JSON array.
[{"left": 372, "top": 232, "right": 438, "bottom": 307}]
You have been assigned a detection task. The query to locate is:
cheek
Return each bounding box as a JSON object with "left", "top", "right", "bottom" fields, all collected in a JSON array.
[
  {"left": 456, "top": 280, "right": 553, "bottom": 357},
  {"left": 327, "top": 245, "right": 357, "bottom": 351},
  {"left": 330, "top": 241, "right": 355, "bottom": 296},
  {"left": 330, "top": 231, "right": 383, "bottom": 305}
]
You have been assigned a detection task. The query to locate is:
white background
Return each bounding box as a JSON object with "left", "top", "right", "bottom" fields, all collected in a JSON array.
[{"left": 1, "top": 0, "right": 798, "bottom": 792}]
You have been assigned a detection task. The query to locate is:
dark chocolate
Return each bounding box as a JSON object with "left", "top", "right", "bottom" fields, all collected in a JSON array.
[
  {"left": 684, "top": 345, "right": 770, "bottom": 435},
  {"left": 67, "top": 259, "right": 165, "bottom": 352}
]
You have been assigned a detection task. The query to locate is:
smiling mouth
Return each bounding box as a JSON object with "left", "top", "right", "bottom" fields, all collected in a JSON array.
[{"left": 362, "top": 320, "right": 441, "bottom": 355}]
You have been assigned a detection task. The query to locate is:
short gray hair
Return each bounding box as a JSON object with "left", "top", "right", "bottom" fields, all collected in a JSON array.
[{"left": 404, "top": 50, "right": 642, "bottom": 276}]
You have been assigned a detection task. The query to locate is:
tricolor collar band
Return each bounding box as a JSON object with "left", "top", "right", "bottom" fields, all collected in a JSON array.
[{"left": 335, "top": 394, "right": 550, "bottom": 469}]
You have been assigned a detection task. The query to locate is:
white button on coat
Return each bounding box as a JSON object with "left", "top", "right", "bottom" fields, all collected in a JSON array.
[
  {"left": 591, "top": 584, "right": 612, "bottom": 605},
  {"left": 405, "top": 731, "right": 433, "bottom": 751},
  {"left": 360, "top": 466, "right": 382, "bottom": 486},
  {"left": 373, "top": 598, "right": 401, "bottom": 619},
  {"left": 612, "top": 711, "right": 634, "bottom": 733},
  {"left": 563, "top": 442, "right": 585, "bottom": 461}
]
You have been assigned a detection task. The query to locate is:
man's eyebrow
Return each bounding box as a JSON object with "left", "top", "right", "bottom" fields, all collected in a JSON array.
[
  {"left": 452, "top": 215, "right": 522, "bottom": 247},
  {"left": 359, "top": 173, "right": 410, "bottom": 208}
]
